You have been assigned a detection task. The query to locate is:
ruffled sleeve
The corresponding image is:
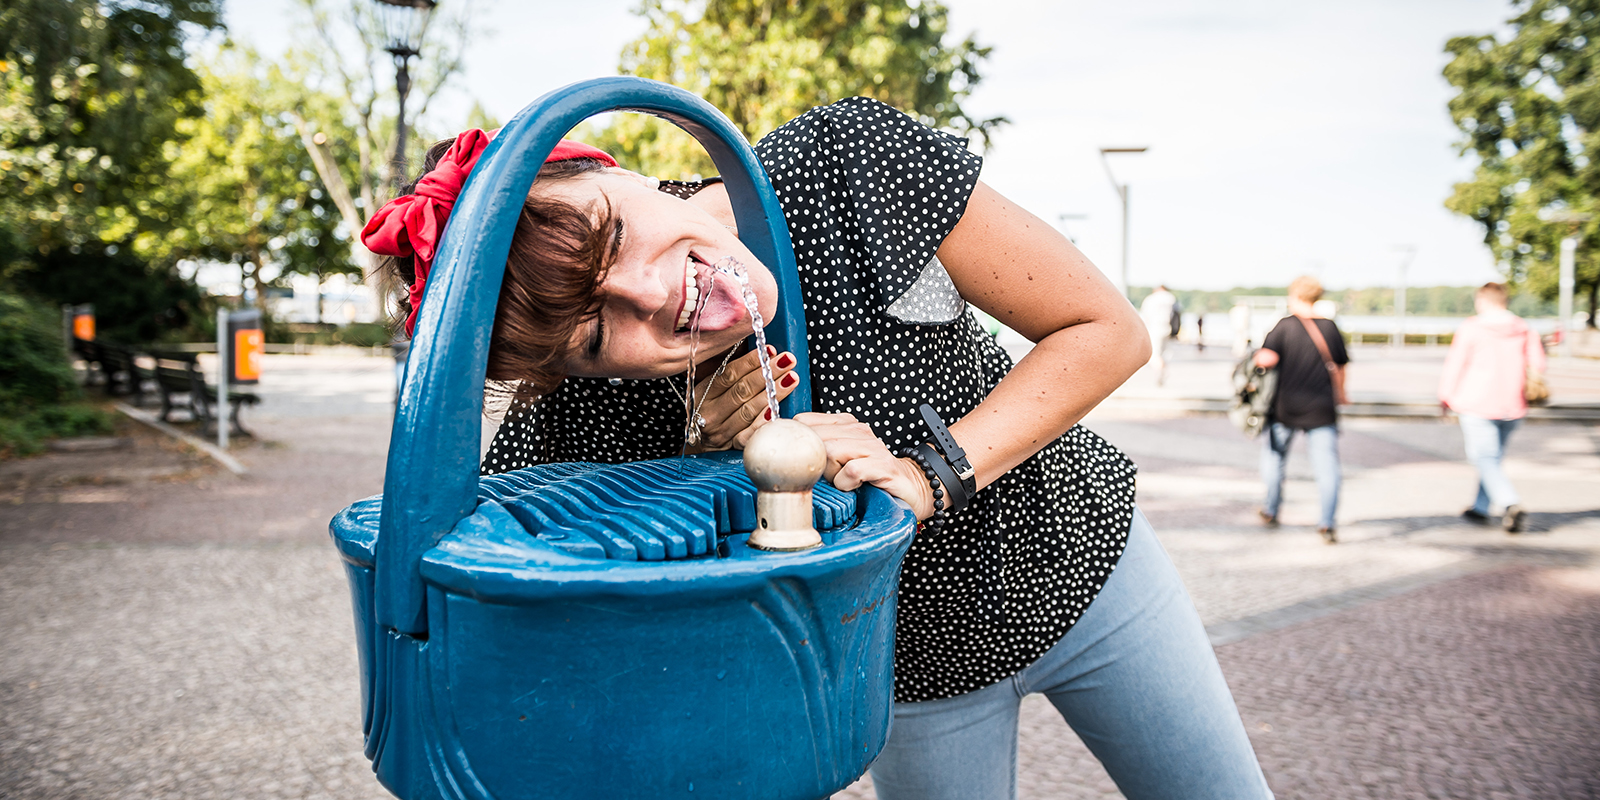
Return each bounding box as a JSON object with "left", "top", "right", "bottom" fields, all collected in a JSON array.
[{"left": 754, "top": 97, "right": 983, "bottom": 324}]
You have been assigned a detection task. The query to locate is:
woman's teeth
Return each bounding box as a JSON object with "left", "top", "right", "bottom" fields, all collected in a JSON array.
[{"left": 676, "top": 257, "right": 700, "bottom": 331}]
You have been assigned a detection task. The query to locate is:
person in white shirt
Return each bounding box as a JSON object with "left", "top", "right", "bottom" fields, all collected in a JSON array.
[{"left": 1140, "top": 284, "right": 1179, "bottom": 385}]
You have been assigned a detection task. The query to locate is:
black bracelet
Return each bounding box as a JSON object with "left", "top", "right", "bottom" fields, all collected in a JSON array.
[
  {"left": 902, "top": 444, "right": 949, "bottom": 534},
  {"left": 915, "top": 403, "right": 975, "bottom": 511}
]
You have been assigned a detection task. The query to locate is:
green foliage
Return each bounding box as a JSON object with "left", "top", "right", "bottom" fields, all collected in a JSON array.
[
  {"left": 0, "top": 290, "right": 80, "bottom": 409},
  {"left": 0, "top": 402, "right": 117, "bottom": 459},
  {"left": 0, "top": 1, "right": 223, "bottom": 340},
  {"left": 587, "top": 0, "right": 1004, "bottom": 179},
  {"left": 0, "top": 289, "right": 116, "bottom": 458},
  {"left": 9, "top": 244, "right": 203, "bottom": 343},
  {"left": 0, "top": 0, "right": 223, "bottom": 256},
  {"left": 142, "top": 46, "right": 358, "bottom": 305},
  {"left": 1443, "top": 0, "right": 1600, "bottom": 323}
]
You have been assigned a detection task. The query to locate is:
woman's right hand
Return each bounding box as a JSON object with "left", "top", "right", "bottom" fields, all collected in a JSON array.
[{"left": 685, "top": 346, "right": 801, "bottom": 452}]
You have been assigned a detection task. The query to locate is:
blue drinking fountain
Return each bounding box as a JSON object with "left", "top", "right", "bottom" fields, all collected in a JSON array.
[{"left": 329, "top": 77, "right": 918, "bottom": 800}]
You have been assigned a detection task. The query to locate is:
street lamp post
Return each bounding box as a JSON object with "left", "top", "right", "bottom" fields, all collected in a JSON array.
[
  {"left": 1548, "top": 212, "right": 1593, "bottom": 358},
  {"left": 1392, "top": 245, "right": 1415, "bottom": 347},
  {"left": 1099, "top": 147, "right": 1148, "bottom": 299},
  {"left": 374, "top": 0, "right": 437, "bottom": 191}
]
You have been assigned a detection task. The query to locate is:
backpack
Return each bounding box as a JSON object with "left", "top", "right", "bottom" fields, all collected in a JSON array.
[{"left": 1229, "top": 350, "right": 1277, "bottom": 437}]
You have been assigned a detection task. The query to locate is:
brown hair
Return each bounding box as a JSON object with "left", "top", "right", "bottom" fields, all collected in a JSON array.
[
  {"left": 1287, "top": 275, "right": 1324, "bottom": 303},
  {"left": 380, "top": 137, "right": 619, "bottom": 404},
  {"left": 1477, "top": 281, "right": 1509, "bottom": 304}
]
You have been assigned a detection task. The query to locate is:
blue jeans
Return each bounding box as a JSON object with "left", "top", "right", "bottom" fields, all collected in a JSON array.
[
  {"left": 1458, "top": 414, "right": 1521, "bottom": 513},
  {"left": 868, "top": 510, "right": 1271, "bottom": 800},
  {"left": 1260, "top": 422, "right": 1340, "bottom": 530}
]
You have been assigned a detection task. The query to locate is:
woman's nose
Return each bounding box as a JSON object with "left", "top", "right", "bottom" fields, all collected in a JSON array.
[{"left": 603, "top": 265, "right": 669, "bottom": 313}]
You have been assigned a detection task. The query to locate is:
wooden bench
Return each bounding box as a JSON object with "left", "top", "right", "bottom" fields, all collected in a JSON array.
[
  {"left": 74, "top": 338, "right": 149, "bottom": 400},
  {"left": 150, "top": 351, "right": 259, "bottom": 437}
]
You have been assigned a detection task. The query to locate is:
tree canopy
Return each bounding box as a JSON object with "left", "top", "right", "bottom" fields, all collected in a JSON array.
[
  {"left": 0, "top": 0, "right": 223, "bottom": 339},
  {"left": 145, "top": 47, "right": 357, "bottom": 311},
  {"left": 585, "top": 0, "right": 1004, "bottom": 179},
  {"left": 1443, "top": 0, "right": 1600, "bottom": 325}
]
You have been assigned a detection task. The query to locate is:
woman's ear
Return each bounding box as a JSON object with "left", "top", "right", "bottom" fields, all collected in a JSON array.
[{"left": 606, "top": 167, "right": 660, "bottom": 191}]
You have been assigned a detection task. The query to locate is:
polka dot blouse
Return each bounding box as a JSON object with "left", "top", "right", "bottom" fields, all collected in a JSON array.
[{"left": 483, "top": 97, "right": 1138, "bottom": 703}]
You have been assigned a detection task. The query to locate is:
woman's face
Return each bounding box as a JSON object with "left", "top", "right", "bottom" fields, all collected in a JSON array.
[{"left": 549, "top": 171, "right": 779, "bottom": 380}]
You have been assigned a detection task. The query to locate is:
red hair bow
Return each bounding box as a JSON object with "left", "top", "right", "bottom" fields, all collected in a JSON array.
[{"left": 360, "top": 132, "right": 618, "bottom": 335}]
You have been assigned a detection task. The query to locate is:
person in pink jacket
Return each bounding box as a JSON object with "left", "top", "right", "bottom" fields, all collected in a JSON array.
[{"left": 1438, "top": 282, "right": 1548, "bottom": 532}]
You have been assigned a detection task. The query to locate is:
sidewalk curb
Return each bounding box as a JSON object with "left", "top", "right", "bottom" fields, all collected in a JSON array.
[{"left": 113, "top": 402, "right": 249, "bottom": 476}]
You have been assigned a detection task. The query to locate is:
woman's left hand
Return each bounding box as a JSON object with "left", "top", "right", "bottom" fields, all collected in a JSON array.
[
  {"left": 685, "top": 347, "right": 801, "bottom": 452},
  {"left": 793, "top": 412, "right": 936, "bottom": 520}
]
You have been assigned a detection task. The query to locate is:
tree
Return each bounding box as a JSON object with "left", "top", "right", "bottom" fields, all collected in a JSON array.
[
  {"left": 584, "top": 0, "right": 1005, "bottom": 179},
  {"left": 0, "top": 0, "right": 223, "bottom": 339},
  {"left": 278, "top": 0, "right": 478, "bottom": 283},
  {"left": 1443, "top": 0, "right": 1600, "bottom": 327},
  {"left": 145, "top": 47, "right": 356, "bottom": 316}
]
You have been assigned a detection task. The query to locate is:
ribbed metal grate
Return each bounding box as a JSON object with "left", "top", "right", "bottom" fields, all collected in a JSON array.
[{"left": 477, "top": 458, "right": 856, "bottom": 561}]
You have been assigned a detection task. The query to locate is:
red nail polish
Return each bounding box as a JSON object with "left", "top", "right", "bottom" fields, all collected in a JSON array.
[
  {"left": 777, "top": 353, "right": 795, "bottom": 369},
  {"left": 781, "top": 373, "right": 798, "bottom": 388},
  {"left": 764, "top": 408, "right": 773, "bottom": 420},
  {"left": 767, "top": 345, "right": 777, "bottom": 355}
]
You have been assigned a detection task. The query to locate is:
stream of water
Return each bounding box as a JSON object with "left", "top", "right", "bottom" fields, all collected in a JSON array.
[{"left": 712, "top": 257, "right": 781, "bottom": 421}]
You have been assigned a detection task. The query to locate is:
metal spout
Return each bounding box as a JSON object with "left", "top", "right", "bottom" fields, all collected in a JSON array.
[{"left": 744, "top": 419, "right": 826, "bottom": 551}]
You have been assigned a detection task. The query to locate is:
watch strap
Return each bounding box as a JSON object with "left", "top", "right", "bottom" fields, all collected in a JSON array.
[{"left": 917, "top": 403, "right": 977, "bottom": 500}]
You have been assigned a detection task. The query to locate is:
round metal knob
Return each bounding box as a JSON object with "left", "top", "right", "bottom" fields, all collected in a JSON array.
[{"left": 744, "top": 419, "right": 826, "bottom": 551}]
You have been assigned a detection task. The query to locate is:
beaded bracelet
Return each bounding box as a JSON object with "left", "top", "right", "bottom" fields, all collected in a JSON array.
[{"left": 903, "top": 443, "right": 951, "bottom": 533}]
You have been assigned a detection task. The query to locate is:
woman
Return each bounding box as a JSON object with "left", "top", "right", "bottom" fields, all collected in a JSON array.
[
  {"left": 368, "top": 98, "right": 1271, "bottom": 800},
  {"left": 1438, "top": 281, "right": 1545, "bottom": 533},
  {"left": 1252, "top": 276, "right": 1347, "bottom": 544}
]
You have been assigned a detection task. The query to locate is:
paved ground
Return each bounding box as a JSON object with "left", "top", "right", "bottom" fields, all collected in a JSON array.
[{"left": 2, "top": 349, "right": 1597, "bottom": 799}]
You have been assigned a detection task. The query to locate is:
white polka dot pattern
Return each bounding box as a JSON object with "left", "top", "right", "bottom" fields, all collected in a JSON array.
[{"left": 481, "top": 98, "right": 1137, "bottom": 702}]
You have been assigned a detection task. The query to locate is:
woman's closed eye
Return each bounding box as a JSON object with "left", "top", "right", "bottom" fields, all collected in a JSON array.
[{"left": 585, "top": 314, "right": 605, "bottom": 362}]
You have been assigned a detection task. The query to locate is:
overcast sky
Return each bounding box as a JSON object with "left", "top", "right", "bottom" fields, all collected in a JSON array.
[{"left": 225, "top": 0, "right": 1516, "bottom": 291}]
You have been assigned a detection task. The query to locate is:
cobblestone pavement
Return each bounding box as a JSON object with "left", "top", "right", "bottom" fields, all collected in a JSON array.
[{"left": 3, "top": 352, "right": 1597, "bottom": 799}]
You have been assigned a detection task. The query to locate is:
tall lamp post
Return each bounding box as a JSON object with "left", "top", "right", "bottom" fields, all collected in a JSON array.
[
  {"left": 375, "top": 0, "right": 437, "bottom": 191},
  {"left": 1392, "top": 245, "right": 1415, "bottom": 347},
  {"left": 1547, "top": 211, "right": 1593, "bottom": 359},
  {"left": 1099, "top": 146, "right": 1148, "bottom": 299}
]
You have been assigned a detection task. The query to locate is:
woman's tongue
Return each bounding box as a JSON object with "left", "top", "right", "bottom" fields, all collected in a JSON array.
[{"left": 690, "top": 271, "right": 746, "bottom": 332}]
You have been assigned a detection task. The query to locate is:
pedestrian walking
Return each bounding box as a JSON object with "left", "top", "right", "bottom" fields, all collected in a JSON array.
[
  {"left": 1438, "top": 282, "right": 1547, "bottom": 533},
  {"left": 367, "top": 98, "right": 1272, "bottom": 799},
  {"left": 1253, "top": 276, "right": 1348, "bottom": 543},
  {"left": 1140, "top": 284, "right": 1179, "bottom": 386}
]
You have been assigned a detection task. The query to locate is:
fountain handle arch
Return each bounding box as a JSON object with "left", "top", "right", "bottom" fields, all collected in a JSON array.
[{"left": 377, "top": 77, "right": 809, "bottom": 634}]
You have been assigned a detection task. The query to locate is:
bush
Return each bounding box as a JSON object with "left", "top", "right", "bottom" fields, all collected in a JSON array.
[
  {"left": 0, "top": 291, "right": 80, "bottom": 409},
  {"left": 0, "top": 402, "right": 116, "bottom": 458},
  {"left": 0, "top": 291, "right": 117, "bottom": 458}
]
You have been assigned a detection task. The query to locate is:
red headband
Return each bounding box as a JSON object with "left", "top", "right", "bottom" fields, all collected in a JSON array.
[{"left": 360, "top": 132, "right": 619, "bottom": 335}]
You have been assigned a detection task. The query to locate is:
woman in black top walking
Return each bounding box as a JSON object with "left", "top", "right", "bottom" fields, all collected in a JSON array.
[
  {"left": 374, "top": 98, "right": 1271, "bottom": 799},
  {"left": 1253, "top": 275, "right": 1349, "bottom": 543}
]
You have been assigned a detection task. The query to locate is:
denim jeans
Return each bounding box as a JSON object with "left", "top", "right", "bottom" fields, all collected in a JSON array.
[
  {"left": 1260, "top": 422, "right": 1340, "bottom": 530},
  {"left": 867, "top": 509, "right": 1272, "bottom": 800},
  {"left": 1458, "top": 414, "right": 1521, "bottom": 513}
]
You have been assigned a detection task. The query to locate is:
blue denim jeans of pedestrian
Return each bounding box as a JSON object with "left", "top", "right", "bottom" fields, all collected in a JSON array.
[
  {"left": 1260, "top": 422, "right": 1340, "bottom": 530},
  {"left": 1457, "top": 414, "right": 1521, "bottom": 513},
  {"left": 867, "top": 509, "right": 1272, "bottom": 800}
]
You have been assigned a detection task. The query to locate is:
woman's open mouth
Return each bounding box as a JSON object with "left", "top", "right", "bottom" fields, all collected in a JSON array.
[{"left": 675, "top": 253, "right": 707, "bottom": 333}]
